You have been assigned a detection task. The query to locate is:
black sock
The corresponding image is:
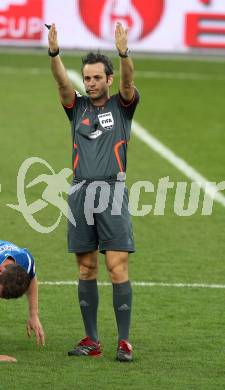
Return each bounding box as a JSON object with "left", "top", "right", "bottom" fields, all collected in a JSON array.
[
  {"left": 113, "top": 281, "right": 132, "bottom": 341},
  {"left": 78, "top": 279, "right": 99, "bottom": 342}
]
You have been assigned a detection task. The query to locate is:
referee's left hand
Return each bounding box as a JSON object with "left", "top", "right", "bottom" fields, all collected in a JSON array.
[{"left": 115, "top": 22, "right": 128, "bottom": 55}]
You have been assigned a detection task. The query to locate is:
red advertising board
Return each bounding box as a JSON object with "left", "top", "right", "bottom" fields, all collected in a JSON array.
[
  {"left": 0, "top": 0, "right": 43, "bottom": 41},
  {"left": 186, "top": 12, "right": 225, "bottom": 49},
  {"left": 79, "top": 0, "right": 164, "bottom": 42},
  {"left": 0, "top": 0, "right": 225, "bottom": 53}
]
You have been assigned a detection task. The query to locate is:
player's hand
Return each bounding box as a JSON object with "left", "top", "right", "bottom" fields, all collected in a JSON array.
[
  {"left": 48, "top": 23, "right": 59, "bottom": 52},
  {"left": 0, "top": 355, "right": 17, "bottom": 363},
  {"left": 27, "top": 315, "right": 45, "bottom": 346},
  {"left": 115, "top": 22, "right": 128, "bottom": 55}
]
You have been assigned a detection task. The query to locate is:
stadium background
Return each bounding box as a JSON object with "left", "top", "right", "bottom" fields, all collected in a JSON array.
[{"left": 0, "top": 1, "right": 225, "bottom": 389}]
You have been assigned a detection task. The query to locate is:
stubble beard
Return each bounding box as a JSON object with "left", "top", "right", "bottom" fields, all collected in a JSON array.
[{"left": 89, "top": 89, "right": 109, "bottom": 105}]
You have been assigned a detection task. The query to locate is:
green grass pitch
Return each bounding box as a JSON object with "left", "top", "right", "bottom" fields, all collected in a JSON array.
[{"left": 0, "top": 51, "right": 225, "bottom": 389}]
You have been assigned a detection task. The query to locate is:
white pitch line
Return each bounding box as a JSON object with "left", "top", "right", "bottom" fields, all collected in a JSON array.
[
  {"left": 132, "top": 120, "right": 225, "bottom": 207},
  {"left": 67, "top": 69, "right": 225, "bottom": 209},
  {"left": 38, "top": 280, "right": 225, "bottom": 289}
]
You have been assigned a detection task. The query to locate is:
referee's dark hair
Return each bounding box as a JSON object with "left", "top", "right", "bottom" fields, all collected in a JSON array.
[
  {"left": 81, "top": 51, "right": 114, "bottom": 77},
  {"left": 0, "top": 263, "right": 31, "bottom": 299}
]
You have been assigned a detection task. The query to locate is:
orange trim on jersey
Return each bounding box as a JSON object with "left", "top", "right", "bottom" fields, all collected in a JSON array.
[
  {"left": 114, "top": 140, "right": 126, "bottom": 172},
  {"left": 62, "top": 92, "right": 76, "bottom": 109},
  {"left": 82, "top": 118, "right": 90, "bottom": 126},
  {"left": 73, "top": 143, "right": 79, "bottom": 172},
  {"left": 119, "top": 90, "right": 135, "bottom": 107}
]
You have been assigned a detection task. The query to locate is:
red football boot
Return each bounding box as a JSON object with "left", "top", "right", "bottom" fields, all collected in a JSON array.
[
  {"left": 116, "top": 340, "right": 133, "bottom": 362},
  {"left": 68, "top": 336, "right": 102, "bottom": 357}
]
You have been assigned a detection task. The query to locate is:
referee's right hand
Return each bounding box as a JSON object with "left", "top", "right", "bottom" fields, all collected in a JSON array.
[{"left": 48, "top": 23, "right": 59, "bottom": 53}]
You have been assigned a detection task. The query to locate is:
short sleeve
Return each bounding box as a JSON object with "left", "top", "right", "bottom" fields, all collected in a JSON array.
[
  {"left": 25, "top": 251, "right": 36, "bottom": 280},
  {"left": 118, "top": 88, "right": 140, "bottom": 119},
  {"left": 62, "top": 91, "right": 78, "bottom": 121}
]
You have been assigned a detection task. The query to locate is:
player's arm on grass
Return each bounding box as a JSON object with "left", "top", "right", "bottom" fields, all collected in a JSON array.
[
  {"left": 26, "top": 276, "right": 45, "bottom": 346},
  {"left": 115, "top": 22, "right": 135, "bottom": 102},
  {"left": 48, "top": 23, "right": 75, "bottom": 106}
]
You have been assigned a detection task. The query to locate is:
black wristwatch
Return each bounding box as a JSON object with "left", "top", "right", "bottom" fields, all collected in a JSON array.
[
  {"left": 118, "top": 48, "right": 130, "bottom": 58},
  {"left": 48, "top": 48, "right": 59, "bottom": 57}
]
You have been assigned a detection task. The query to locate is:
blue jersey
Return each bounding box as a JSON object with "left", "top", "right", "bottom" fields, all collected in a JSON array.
[{"left": 0, "top": 240, "right": 35, "bottom": 279}]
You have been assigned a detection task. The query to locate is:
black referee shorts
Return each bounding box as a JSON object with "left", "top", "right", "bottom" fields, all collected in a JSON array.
[{"left": 67, "top": 180, "right": 135, "bottom": 254}]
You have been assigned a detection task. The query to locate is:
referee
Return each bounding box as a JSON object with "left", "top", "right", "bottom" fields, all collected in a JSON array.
[{"left": 48, "top": 22, "right": 139, "bottom": 362}]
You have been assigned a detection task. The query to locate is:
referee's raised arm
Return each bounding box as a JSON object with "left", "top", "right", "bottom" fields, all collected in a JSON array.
[
  {"left": 115, "top": 22, "right": 135, "bottom": 102},
  {"left": 47, "top": 24, "right": 75, "bottom": 106}
]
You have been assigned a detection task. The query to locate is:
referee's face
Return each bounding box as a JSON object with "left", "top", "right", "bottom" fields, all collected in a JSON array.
[{"left": 83, "top": 63, "right": 113, "bottom": 103}]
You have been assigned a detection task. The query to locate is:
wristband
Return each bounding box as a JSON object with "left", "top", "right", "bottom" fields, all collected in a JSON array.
[
  {"left": 48, "top": 48, "right": 59, "bottom": 57},
  {"left": 118, "top": 48, "right": 130, "bottom": 58}
]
